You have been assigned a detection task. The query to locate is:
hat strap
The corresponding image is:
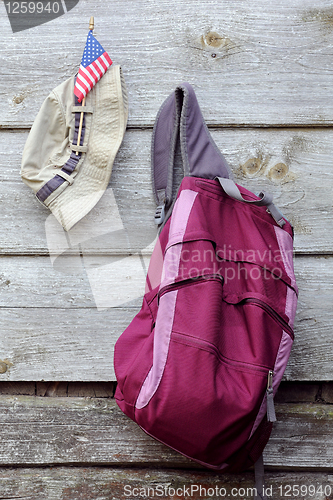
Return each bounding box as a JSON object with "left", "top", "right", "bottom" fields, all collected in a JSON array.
[{"left": 36, "top": 94, "right": 88, "bottom": 204}]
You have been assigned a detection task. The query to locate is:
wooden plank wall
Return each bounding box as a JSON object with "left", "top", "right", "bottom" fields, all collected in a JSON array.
[{"left": 0, "top": 0, "right": 333, "bottom": 497}]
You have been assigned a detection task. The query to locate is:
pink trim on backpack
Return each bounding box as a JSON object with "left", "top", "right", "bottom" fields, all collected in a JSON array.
[
  {"left": 286, "top": 287, "right": 298, "bottom": 329},
  {"left": 274, "top": 225, "right": 298, "bottom": 327},
  {"left": 165, "top": 190, "right": 199, "bottom": 251},
  {"left": 272, "top": 331, "right": 293, "bottom": 391},
  {"left": 274, "top": 226, "right": 298, "bottom": 292},
  {"left": 249, "top": 330, "right": 293, "bottom": 438},
  {"left": 249, "top": 228, "right": 296, "bottom": 438},
  {"left": 249, "top": 226, "right": 296, "bottom": 439},
  {"left": 145, "top": 237, "right": 164, "bottom": 293},
  {"left": 136, "top": 190, "right": 198, "bottom": 409},
  {"left": 136, "top": 290, "right": 178, "bottom": 409}
]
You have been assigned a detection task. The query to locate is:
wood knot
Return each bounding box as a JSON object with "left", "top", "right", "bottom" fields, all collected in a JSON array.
[
  {"left": 0, "top": 362, "right": 8, "bottom": 374},
  {"left": 242, "top": 158, "right": 263, "bottom": 176},
  {"left": 13, "top": 94, "right": 25, "bottom": 105},
  {"left": 0, "top": 360, "right": 13, "bottom": 374},
  {"left": 0, "top": 275, "right": 10, "bottom": 286},
  {"left": 268, "top": 163, "right": 289, "bottom": 181},
  {"left": 200, "top": 31, "right": 234, "bottom": 54},
  {"left": 205, "top": 32, "right": 224, "bottom": 48}
]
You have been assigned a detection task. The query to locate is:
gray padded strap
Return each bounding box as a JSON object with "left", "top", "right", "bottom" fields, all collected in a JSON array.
[
  {"left": 151, "top": 83, "right": 231, "bottom": 223},
  {"left": 217, "top": 177, "right": 286, "bottom": 228},
  {"left": 254, "top": 455, "right": 268, "bottom": 500},
  {"left": 151, "top": 92, "right": 179, "bottom": 210}
]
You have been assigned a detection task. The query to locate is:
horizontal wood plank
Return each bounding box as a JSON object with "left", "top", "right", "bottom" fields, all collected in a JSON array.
[
  {"left": 2, "top": 0, "right": 333, "bottom": 127},
  {"left": 0, "top": 397, "right": 330, "bottom": 471},
  {"left": 0, "top": 255, "right": 331, "bottom": 381},
  {"left": 266, "top": 404, "right": 333, "bottom": 469},
  {"left": 0, "top": 307, "right": 136, "bottom": 381},
  {"left": 2, "top": 128, "right": 333, "bottom": 254},
  {"left": 0, "top": 467, "right": 331, "bottom": 500}
]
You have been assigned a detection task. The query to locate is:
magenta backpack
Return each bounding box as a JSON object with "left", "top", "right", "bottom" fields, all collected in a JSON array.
[{"left": 114, "top": 84, "right": 298, "bottom": 497}]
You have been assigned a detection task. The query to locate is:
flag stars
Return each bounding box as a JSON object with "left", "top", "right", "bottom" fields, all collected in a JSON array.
[{"left": 74, "top": 31, "right": 112, "bottom": 103}]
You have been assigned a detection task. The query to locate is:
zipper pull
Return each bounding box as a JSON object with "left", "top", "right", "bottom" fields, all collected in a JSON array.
[{"left": 266, "top": 370, "right": 276, "bottom": 422}]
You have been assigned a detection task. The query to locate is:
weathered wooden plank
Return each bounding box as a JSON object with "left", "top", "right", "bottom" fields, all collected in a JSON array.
[
  {"left": 266, "top": 404, "right": 333, "bottom": 469},
  {"left": 1, "top": 127, "right": 333, "bottom": 254},
  {"left": 0, "top": 395, "right": 196, "bottom": 467},
  {"left": 2, "top": 0, "right": 333, "bottom": 127},
  {"left": 0, "top": 467, "right": 331, "bottom": 500},
  {"left": 284, "top": 256, "right": 333, "bottom": 381},
  {"left": 0, "top": 255, "right": 331, "bottom": 381},
  {"left": 0, "top": 307, "right": 136, "bottom": 381},
  {"left": 0, "top": 397, "right": 329, "bottom": 470},
  {"left": 0, "top": 253, "right": 328, "bottom": 316},
  {"left": 0, "top": 255, "right": 145, "bottom": 309}
]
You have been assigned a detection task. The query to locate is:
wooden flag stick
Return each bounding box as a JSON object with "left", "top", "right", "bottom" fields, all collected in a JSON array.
[
  {"left": 76, "top": 17, "right": 94, "bottom": 156},
  {"left": 76, "top": 96, "right": 85, "bottom": 156}
]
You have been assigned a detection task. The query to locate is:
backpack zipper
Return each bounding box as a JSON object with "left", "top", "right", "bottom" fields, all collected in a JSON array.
[
  {"left": 158, "top": 274, "right": 224, "bottom": 304},
  {"left": 172, "top": 330, "right": 269, "bottom": 376},
  {"left": 266, "top": 369, "right": 277, "bottom": 422},
  {"left": 243, "top": 298, "right": 294, "bottom": 339}
]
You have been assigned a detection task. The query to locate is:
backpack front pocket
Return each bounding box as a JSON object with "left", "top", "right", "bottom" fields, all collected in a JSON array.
[
  {"left": 134, "top": 311, "right": 270, "bottom": 469},
  {"left": 219, "top": 292, "right": 294, "bottom": 370},
  {"left": 135, "top": 273, "right": 224, "bottom": 411}
]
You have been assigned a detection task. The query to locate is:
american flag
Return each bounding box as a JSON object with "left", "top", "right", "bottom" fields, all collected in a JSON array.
[{"left": 74, "top": 30, "right": 112, "bottom": 103}]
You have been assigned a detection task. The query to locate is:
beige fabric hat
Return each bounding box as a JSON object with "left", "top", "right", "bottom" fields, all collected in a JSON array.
[{"left": 21, "top": 64, "right": 128, "bottom": 231}]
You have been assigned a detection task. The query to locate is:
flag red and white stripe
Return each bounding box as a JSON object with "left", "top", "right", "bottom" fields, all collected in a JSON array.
[
  {"left": 74, "top": 52, "right": 112, "bottom": 102},
  {"left": 74, "top": 30, "right": 112, "bottom": 103}
]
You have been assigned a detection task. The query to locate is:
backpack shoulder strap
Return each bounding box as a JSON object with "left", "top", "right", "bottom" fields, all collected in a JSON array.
[
  {"left": 151, "top": 83, "right": 231, "bottom": 224},
  {"left": 151, "top": 83, "right": 287, "bottom": 228}
]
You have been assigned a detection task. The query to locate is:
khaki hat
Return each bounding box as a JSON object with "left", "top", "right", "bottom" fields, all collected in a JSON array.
[{"left": 21, "top": 64, "right": 128, "bottom": 231}]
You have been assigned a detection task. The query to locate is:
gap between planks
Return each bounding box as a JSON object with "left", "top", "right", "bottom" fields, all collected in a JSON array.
[
  {"left": 0, "top": 381, "right": 332, "bottom": 403},
  {"left": 4, "top": 124, "right": 333, "bottom": 132}
]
